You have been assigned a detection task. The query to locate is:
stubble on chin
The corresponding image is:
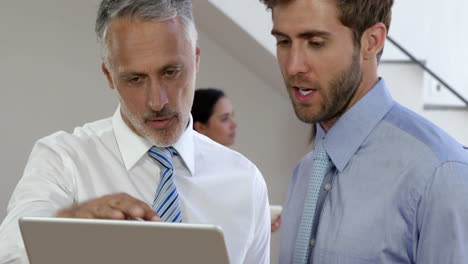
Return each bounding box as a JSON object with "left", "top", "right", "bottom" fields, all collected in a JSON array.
[
  {"left": 289, "top": 50, "right": 361, "bottom": 125},
  {"left": 291, "top": 99, "right": 324, "bottom": 124},
  {"left": 141, "top": 116, "right": 184, "bottom": 147},
  {"left": 122, "top": 107, "right": 183, "bottom": 147}
]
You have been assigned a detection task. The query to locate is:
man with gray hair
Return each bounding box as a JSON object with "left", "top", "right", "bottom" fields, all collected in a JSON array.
[{"left": 0, "top": 1, "right": 270, "bottom": 263}]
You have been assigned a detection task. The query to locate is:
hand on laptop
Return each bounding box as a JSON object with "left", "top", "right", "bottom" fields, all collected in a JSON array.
[{"left": 56, "top": 193, "right": 160, "bottom": 221}]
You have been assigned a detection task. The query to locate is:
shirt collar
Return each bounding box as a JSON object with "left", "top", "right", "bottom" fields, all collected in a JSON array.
[
  {"left": 112, "top": 106, "right": 195, "bottom": 175},
  {"left": 315, "top": 79, "right": 396, "bottom": 172}
]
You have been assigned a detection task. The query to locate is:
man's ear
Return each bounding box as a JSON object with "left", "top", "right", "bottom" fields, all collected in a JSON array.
[
  {"left": 193, "top": 121, "right": 207, "bottom": 134},
  {"left": 101, "top": 63, "right": 115, "bottom": 89},
  {"left": 195, "top": 45, "right": 201, "bottom": 73},
  {"left": 360, "top": 22, "right": 387, "bottom": 60}
]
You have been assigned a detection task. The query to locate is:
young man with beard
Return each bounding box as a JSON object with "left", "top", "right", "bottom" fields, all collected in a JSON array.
[
  {"left": 0, "top": 1, "right": 270, "bottom": 263},
  {"left": 260, "top": 0, "right": 468, "bottom": 263}
]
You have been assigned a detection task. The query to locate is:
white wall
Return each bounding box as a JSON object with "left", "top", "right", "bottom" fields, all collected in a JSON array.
[
  {"left": 379, "top": 0, "right": 468, "bottom": 107},
  {"left": 207, "top": 0, "right": 275, "bottom": 55},
  {"left": 384, "top": 0, "right": 468, "bottom": 101},
  {"left": 0, "top": 0, "right": 116, "bottom": 219}
]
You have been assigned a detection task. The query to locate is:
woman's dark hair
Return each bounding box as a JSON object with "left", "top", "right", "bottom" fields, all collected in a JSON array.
[{"left": 191, "top": 88, "right": 225, "bottom": 124}]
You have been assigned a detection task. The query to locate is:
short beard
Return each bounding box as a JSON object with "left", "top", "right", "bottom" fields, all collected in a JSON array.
[
  {"left": 291, "top": 47, "right": 362, "bottom": 124},
  {"left": 122, "top": 104, "right": 186, "bottom": 147}
]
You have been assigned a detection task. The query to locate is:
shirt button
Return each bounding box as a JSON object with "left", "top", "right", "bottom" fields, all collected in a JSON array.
[
  {"left": 310, "top": 239, "right": 316, "bottom": 247},
  {"left": 324, "top": 183, "right": 331, "bottom": 191}
]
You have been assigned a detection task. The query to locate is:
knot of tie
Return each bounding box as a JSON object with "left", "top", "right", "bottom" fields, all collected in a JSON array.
[{"left": 148, "top": 146, "right": 178, "bottom": 169}]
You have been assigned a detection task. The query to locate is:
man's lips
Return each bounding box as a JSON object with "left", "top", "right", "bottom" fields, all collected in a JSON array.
[
  {"left": 292, "top": 86, "right": 317, "bottom": 103},
  {"left": 146, "top": 116, "right": 174, "bottom": 129}
]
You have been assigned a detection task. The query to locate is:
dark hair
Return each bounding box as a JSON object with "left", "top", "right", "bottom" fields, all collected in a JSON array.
[
  {"left": 191, "top": 88, "right": 226, "bottom": 124},
  {"left": 260, "top": 0, "right": 394, "bottom": 61}
]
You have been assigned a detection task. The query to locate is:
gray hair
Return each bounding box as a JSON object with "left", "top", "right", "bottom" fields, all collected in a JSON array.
[{"left": 95, "top": 0, "right": 198, "bottom": 66}]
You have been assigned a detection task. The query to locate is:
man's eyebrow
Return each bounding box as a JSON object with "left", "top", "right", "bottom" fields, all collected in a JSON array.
[
  {"left": 271, "top": 29, "right": 331, "bottom": 39},
  {"left": 119, "top": 72, "right": 145, "bottom": 78},
  {"left": 271, "top": 29, "right": 288, "bottom": 37},
  {"left": 298, "top": 30, "right": 331, "bottom": 39}
]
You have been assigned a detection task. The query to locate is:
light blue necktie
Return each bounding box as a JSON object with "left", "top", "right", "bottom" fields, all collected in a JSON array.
[
  {"left": 293, "top": 141, "right": 332, "bottom": 264},
  {"left": 148, "top": 146, "right": 182, "bottom": 223}
]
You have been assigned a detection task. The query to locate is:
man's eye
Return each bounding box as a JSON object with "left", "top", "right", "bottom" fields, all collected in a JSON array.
[
  {"left": 276, "top": 39, "right": 290, "bottom": 47},
  {"left": 165, "top": 69, "right": 181, "bottom": 78},
  {"left": 127, "top": 76, "right": 143, "bottom": 84},
  {"left": 309, "top": 41, "right": 325, "bottom": 48}
]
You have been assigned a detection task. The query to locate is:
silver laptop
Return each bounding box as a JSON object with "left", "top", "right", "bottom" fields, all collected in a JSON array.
[{"left": 19, "top": 217, "right": 230, "bottom": 264}]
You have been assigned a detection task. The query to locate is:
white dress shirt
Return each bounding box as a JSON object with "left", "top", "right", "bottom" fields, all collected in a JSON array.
[{"left": 0, "top": 108, "right": 271, "bottom": 264}]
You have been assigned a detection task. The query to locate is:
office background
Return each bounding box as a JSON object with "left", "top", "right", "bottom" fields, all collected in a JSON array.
[{"left": 1, "top": 1, "right": 467, "bottom": 263}]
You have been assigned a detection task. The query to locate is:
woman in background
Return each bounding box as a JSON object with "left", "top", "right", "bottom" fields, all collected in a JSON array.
[
  {"left": 191, "top": 88, "right": 282, "bottom": 233},
  {"left": 192, "top": 88, "right": 237, "bottom": 146}
]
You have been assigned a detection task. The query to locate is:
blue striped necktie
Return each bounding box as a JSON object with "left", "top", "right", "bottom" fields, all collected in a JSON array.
[
  {"left": 293, "top": 141, "right": 332, "bottom": 263},
  {"left": 148, "top": 146, "right": 182, "bottom": 223}
]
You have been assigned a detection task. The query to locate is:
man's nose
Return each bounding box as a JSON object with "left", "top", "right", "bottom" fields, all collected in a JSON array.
[
  {"left": 285, "top": 45, "right": 309, "bottom": 77},
  {"left": 147, "top": 82, "right": 169, "bottom": 111}
]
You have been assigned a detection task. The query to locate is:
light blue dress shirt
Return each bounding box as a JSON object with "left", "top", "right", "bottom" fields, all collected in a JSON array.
[{"left": 279, "top": 79, "right": 468, "bottom": 264}]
